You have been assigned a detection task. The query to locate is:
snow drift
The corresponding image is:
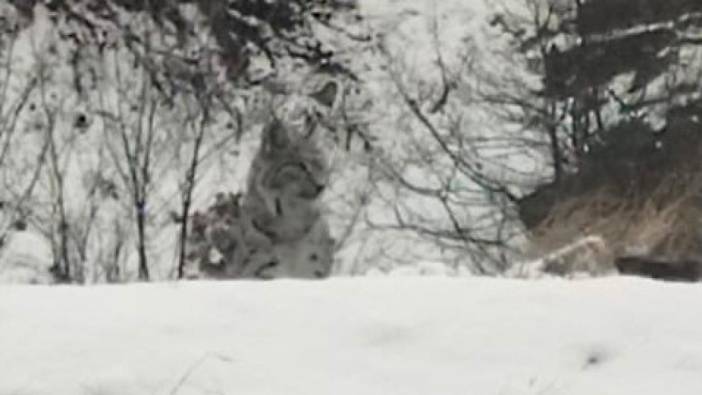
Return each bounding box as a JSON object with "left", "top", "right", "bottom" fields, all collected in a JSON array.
[{"left": 1, "top": 277, "right": 702, "bottom": 395}]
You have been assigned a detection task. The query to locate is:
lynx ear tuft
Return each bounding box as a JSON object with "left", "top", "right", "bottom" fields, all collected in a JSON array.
[{"left": 262, "top": 118, "right": 291, "bottom": 153}]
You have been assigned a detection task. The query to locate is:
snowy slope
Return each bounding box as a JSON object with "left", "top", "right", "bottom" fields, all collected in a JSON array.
[{"left": 2, "top": 277, "right": 702, "bottom": 395}]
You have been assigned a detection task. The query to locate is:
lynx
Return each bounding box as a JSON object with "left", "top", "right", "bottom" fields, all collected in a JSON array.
[{"left": 184, "top": 118, "right": 334, "bottom": 279}]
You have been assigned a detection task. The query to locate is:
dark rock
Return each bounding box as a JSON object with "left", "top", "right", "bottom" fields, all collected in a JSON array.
[{"left": 615, "top": 256, "right": 701, "bottom": 282}]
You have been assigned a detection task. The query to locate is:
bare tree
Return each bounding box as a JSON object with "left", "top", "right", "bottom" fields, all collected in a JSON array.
[
  {"left": 359, "top": 17, "right": 526, "bottom": 274},
  {"left": 0, "top": 26, "right": 44, "bottom": 247},
  {"left": 101, "top": 60, "right": 159, "bottom": 281}
]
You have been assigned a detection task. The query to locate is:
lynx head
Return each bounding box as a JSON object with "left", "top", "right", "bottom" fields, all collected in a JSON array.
[{"left": 248, "top": 117, "right": 329, "bottom": 212}]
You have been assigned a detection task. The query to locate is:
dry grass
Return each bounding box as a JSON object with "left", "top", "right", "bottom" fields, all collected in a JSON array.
[{"left": 528, "top": 169, "right": 702, "bottom": 262}]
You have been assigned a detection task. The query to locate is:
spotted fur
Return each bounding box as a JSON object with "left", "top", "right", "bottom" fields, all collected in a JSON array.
[{"left": 184, "top": 118, "right": 334, "bottom": 279}]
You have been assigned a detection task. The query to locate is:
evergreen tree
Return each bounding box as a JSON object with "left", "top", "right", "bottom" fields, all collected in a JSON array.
[
  {"left": 491, "top": 0, "right": 702, "bottom": 226},
  {"left": 493, "top": 0, "right": 702, "bottom": 267}
]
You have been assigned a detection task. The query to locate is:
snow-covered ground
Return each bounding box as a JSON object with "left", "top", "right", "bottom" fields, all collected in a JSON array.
[{"left": 2, "top": 277, "right": 701, "bottom": 395}]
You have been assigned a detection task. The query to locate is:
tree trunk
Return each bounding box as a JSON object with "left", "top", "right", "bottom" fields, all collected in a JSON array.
[{"left": 136, "top": 201, "right": 149, "bottom": 281}]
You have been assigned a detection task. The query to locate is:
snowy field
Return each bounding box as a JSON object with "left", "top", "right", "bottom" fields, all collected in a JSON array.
[{"left": 2, "top": 277, "right": 702, "bottom": 395}]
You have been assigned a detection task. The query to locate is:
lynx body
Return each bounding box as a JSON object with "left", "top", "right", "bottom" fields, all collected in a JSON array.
[{"left": 184, "top": 119, "right": 334, "bottom": 279}]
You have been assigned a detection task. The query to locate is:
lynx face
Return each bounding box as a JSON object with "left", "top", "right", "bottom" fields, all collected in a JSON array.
[
  {"left": 250, "top": 119, "right": 328, "bottom": 198},
  {"left": 245, "top": 119, "right": 329, "bottom": 242}
]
